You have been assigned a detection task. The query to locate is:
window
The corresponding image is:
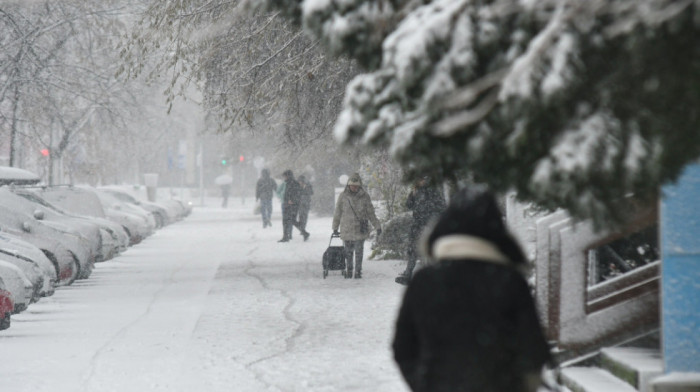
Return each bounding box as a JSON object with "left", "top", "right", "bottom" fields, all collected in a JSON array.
[{"left": 587, "top": 225, "right": 659, "bottom": 285}]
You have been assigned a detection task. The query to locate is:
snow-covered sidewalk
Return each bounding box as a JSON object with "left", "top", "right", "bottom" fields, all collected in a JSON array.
[{"left": 1, "top": 199, "right": 410, "bottom": 392}]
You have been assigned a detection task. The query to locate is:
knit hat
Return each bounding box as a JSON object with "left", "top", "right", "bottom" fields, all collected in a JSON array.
[
  {"left": 347, "top": 173, "right": 362, "bottom": 186},
  {"left": 424, "top": 186, "right": 526, "bottom": 264}
]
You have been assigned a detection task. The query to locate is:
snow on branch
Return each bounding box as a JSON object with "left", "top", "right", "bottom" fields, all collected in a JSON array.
[
  {"left": 432, "top": 68, "right": 508, "bottom": 137},
  {"left": 432, "top": 90, "right": 499, "bottom": 137},
  {"left": 497, "top": 1, "right": 570, "bottom": 101},
  {"left": 266, "top": 0, "right": 700, "bottom": 227}
]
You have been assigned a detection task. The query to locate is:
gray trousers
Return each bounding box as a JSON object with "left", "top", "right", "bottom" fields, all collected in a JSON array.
[
  {"left": 343, "top": 240, "right": 364, "bottom": 272},
  {"left": 403, "top": 221, "right": 423, "bottom": 276}
]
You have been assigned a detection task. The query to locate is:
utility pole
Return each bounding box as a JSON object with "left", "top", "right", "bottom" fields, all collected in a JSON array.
[{"left": 198, "top": 143, "right": 204, "bottom": 207}]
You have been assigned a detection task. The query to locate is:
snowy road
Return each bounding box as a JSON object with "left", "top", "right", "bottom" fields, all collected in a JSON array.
[{"left": 1, "top": 200, "right": 409, "bottom": 392}]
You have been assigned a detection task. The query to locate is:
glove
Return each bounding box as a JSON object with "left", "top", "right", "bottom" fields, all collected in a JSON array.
[
  {"left": 377, "top": 228, "right": 382, "bottom": 237},
  {"left": 333, "top": 230, "right": 340, "bottom": 236}
]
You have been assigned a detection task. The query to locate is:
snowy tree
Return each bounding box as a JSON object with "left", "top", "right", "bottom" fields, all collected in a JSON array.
[
  {"left": 259, "top": 0, "right": 700, "bottom": 228},
  {"left": 121, "top": 1, "right": 356, "bottom": 156},
  {"left": 0, "top": 0, "right": 153, "bottom": 184},
  {"left": 120, "top": 0, "right": 380, "bottom": 212}
]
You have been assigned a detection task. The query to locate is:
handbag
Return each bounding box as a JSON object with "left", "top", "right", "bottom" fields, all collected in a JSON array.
[
  {"left": 348, "top": 199, "right": 369, "bottom": 234},
  {"left": 359, "top": 219, "right": 369, "bottom": 234}
]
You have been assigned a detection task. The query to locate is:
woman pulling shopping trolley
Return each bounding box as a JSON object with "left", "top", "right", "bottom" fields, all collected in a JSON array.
[{"left": 331, "top": 173, "right": 381, "bottom": 279}]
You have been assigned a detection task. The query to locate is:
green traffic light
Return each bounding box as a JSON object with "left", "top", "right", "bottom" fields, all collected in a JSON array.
[{"left": 221, "top": 159, "right": 227, "bottom": 165}]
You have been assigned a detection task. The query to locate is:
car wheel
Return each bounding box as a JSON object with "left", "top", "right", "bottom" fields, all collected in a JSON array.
[
  {"left": 70, "top": 256, "right": 82, "bottom": 283},
  {"left": 121, "top": 226, "right": 137, "bottom": 246},
  {"left": 42, "top": 250, "right": 61, "bottom": 280},
  {"left": 0, "top": 313, "right": 10, "bottom": 330}
]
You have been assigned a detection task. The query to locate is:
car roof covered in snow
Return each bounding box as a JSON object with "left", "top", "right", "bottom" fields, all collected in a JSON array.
[{"left": 0, "top": 167, "right": 40, "bottom": 185}]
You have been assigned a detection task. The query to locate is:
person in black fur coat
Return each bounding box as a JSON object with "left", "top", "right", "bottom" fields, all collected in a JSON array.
[{"left": 392, "top": 186, "right": 551, "bottom": 392}]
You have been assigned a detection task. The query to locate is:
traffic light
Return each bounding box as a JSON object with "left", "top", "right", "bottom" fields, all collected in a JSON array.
[
  {"left": 221, "top": 157, "right": 228, "bottom": 166},
  {"left": 239, "top": 155, "right": 245, "bottom": 163},
  {"left": 40, "top": 148, "right": 50, "bottom": 157}
]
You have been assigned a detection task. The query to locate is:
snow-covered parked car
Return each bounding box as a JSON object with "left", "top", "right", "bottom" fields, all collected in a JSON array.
[
  {"left": 0, "top": 166, "right": 41, "bottom": 186},
  {"left": 13, "top": 188, "right": 129, "bottom": 261},
  {"left": 100, "top": 186, "right": 172, "bottom": 228},
  {"left": 0, "top": 260, "right": 33, "bottom": 314},
  {"left": 93, "top": 188, "right": 157, "bottom": 227},
  {"left": 3, "top": 228, "right": 79, "bottom": 286},
  {"left": 39, "top": 186, "right": 153, "bottom": 246},
  {"left": 0, "top": 278, "right": 12, "bottom": 330},
  {"left": 157, "top": 196, "right": 192, "bottom": 220},
  {"left": 0, "top": 203, "right": 95, "bottom": 280},
  {"left": 0, "top": 188, "right": 103, "bottom": 268},
  {"left": 90, "top": 188, "right": 156, "bottom": 242},
  {"left": 0, "top": 232, "right": 57, "bottom": 297},
  {"left": 0, "top": 248, "right": 45, "bottom": 303}
]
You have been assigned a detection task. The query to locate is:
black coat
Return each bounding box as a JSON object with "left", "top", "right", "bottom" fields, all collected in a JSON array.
[
  {"left": 406, "top": 185, "right": 446, "bottom": 226},
  {"left": 256, "top": 177, "right": 277, "bottom": 201},
  {"left": 392, "top": 258, "right": 550, "bottom": 392},
  {"left": 299, "top": 183, "right": 313, "bottom": 209},
  {"left": 283, "top": 178, "right": 302, "bottom": 206}
]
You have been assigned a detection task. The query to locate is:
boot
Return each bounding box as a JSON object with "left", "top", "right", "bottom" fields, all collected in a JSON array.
[
  {"left": 302, "top": 231, "right": 310, "bottom": 241},
  {"left": 345, "top": 270, "right": 353, "bottom": 279},
  {"left": 278, "top": 237, "right": 290, "bottom": 243},
  {"left": 354, "top": 271, "right": 362, "bottom": 279},
  {"left": 395, "top": 271, "right": 411, "bottom": 285}
]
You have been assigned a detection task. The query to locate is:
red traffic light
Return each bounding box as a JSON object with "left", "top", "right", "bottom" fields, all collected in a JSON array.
[
  {"left": 40, "top": 148, "right": 50, "bottom": 157},
  {"left": 239, "top": 155, "right": 245, "bottom": 162}
]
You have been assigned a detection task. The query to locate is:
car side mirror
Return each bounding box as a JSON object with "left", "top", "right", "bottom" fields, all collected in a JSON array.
[
  {"left": 33, "top": 210, "right": 45, "bottom": 220},
  {"left": 22, "top": 221, "right": 32, "bottom": 233}
]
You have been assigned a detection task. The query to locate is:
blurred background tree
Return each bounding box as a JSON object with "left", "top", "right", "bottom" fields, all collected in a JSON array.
[
  {"left": 260, "top": 0, "right": 700, "bottom": 229},
  {"left": 120, "top": 0, "right": 700, "bottom": 229}
]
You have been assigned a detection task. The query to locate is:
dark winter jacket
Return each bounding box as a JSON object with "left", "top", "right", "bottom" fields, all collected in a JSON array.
[
  {"left": 406, "top": 185, "right": 446, "bottom": 226},
  {"left": 299, "top": 182, "right": 314, "bottom": 209},
  {"left": 392, "top": 236, "right": 551, "bottom": 392},
  {"left": 256, "top": 171, "right": 277, "bottom": 201},
  {"left": 283, "top": 177, "right": 302, "bottom": 207}
]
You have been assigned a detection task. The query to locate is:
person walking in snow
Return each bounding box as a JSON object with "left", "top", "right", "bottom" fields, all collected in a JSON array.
[
  {"left": 392, "top": 186, "right": 551, "bottom": 392},
  {"left": 332, "top": 173, "right": 381, "bottom": 279},
  {"left": 395, "top": 176, "right": 446, "bottom": 285},
  {"left": 256, "top": 168, "right": 277, "bottom": 228},
  {"left": 297, "top": 175, "right": 314, "bottom": 240},
  {"left": 278, "top": 170, "right": 309, "bottom": 242},
  {"left": 220, "top": 183, "right": 231, "bottom": 208}
]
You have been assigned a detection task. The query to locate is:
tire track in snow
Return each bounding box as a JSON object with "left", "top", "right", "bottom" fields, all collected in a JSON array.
[
  {"left": 242, "top": 244, "right": 310, "bottom": 392},
  {"left": 80, "top": 254, "right": 192, "bottom": 392},
  {"left": 80, "top": 219, "right": 231, "bottom": 392}
]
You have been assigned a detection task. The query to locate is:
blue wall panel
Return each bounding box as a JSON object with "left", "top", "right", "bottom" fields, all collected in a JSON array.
[{"left": 661, "top": 164, "right": 700, "bottom": 372}]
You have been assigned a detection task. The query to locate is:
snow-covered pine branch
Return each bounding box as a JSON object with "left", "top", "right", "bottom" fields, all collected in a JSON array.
[{"left": 264, "top": 0, "right": 700, "bottom": 229}]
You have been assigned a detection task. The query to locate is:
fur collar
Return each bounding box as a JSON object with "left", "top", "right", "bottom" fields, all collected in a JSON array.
[{"left": 432, "top": 235, "right": 509, "bottom": 264}]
